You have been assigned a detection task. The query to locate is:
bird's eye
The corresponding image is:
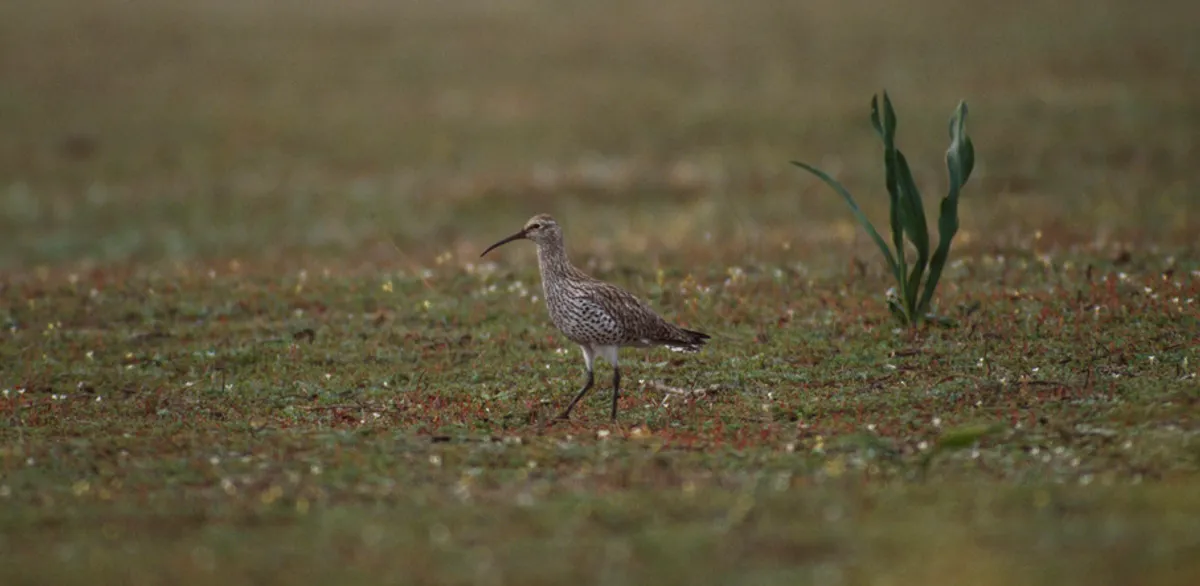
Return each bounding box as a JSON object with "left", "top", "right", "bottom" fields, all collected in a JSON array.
[{"left": 528, "top": 223, "right": 541, "bottom": 230}]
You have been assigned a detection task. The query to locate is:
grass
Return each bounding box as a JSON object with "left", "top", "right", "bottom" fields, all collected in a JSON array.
[{"left": 2, "top": 0, "right": 1200, "bottom": 584}]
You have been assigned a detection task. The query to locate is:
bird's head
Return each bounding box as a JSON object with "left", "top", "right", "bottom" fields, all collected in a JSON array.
[{"left": 480, "top": 213, "right": 561, "bottom": 256}]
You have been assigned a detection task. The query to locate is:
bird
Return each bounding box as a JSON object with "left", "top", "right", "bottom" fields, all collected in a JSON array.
[{"left": 480, "top": 213, "right": 710, "bottom": 422}]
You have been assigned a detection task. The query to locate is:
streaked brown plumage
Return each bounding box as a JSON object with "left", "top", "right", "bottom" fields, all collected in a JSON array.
[{"left": 481, "top": 213, "right": 710, "bottom": 422}]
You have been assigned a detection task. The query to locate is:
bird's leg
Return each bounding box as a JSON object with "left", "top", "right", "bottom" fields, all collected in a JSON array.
[
  {"left": 610, "top": 366, "right": 621, "bottom": 422},
  {"left": 558, "top": 370, "right": 594, "bottom": 420},
  {"left": 558, "top": 345, "right": 597, "bottom": 420}
]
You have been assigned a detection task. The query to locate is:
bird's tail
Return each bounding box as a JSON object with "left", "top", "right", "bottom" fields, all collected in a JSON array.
[{"left": 663, "top": 327, "right": 711, "bottom": 353}]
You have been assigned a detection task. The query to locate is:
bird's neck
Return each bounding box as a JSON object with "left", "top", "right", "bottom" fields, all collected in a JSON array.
[{"left": 535, "top": 238, "right": 574, "bottom": 281}]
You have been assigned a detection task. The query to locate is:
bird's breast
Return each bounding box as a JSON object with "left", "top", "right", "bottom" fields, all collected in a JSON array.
[{"left": 541, "top": 285, "right": 623, "bottom": 345}]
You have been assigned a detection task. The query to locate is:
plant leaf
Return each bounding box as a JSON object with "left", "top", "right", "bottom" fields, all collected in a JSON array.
[
  {"left": 870, "top": 95, "right": 884, "bottom": 139},
  {"left": 949, "top": 101, "right": 975, "bottom": 185},
  {"left": 935, "top": 423, "right": 1004, "bottom": 450},
  {"left": 919, "top": 422, "right": 1004, "bottom": 476},
  {"left": 875, "top": 92, "right": 908, "bottom": 318},
  {"left": 895, "top": 151, "right": 929, "bottom": 316},
  {"left": 917, "top": 100, "right": 975, "bottom": 318},
  {"left": 880, "top": 92, "right": 897, "bottom": 141},
  {"left": 791, "top": 160, "right": 902, "bottom": 284}
]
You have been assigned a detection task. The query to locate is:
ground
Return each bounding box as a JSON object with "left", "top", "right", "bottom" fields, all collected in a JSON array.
[{"left": 1, "top": 0, "right": 1199, "bottom": 584}]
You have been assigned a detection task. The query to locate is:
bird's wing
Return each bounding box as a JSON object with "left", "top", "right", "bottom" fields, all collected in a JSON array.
[{"left": 573, "top": 280, "right": 684, "bottom": 345}]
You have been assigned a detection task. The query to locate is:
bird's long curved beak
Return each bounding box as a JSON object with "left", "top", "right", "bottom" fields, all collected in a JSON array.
[{"left": 480, "top": 230, "right": 527, "bottom": 257}]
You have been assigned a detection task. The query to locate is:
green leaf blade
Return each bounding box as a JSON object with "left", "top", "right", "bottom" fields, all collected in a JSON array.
[
  {"left": 935, "top": 423, "right": 1004, "bottom": 451},
  {"left": 918, "top": 100, "right": 975, "bottom": 317},
  {"left": 875, "top": 91, "right": 908, "bottom": 312},
  {"left": 895, "top": 151, "right": 929, "bottom": 316},
  {"left": 791, "top": 160, "right": 902, "bottom": 282}
]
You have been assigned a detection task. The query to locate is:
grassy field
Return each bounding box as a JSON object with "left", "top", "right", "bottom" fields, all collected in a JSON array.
[{"left": 2, "top": 0, "right": 1199, "bottom": 584}]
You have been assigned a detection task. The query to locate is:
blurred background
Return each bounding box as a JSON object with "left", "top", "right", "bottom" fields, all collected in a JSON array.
[{"left": 2, "top": 0, "right": 1197, "bottom": 271}]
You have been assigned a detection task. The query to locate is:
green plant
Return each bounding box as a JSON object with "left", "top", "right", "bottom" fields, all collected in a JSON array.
[
  {"left": 918, "top": 423, "right": 1005, "bottom": 478},
  {"left": 792, "top": 91, "right": 976, "bottom": 327}
]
